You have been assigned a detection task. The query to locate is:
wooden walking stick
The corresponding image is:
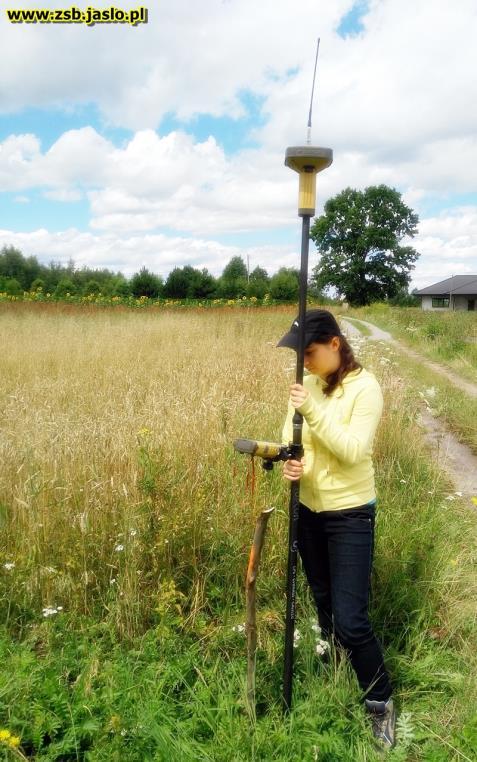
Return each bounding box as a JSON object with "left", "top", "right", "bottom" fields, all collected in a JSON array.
[{"left": 245, "top": 506, "right": 275, "bottom": 716}]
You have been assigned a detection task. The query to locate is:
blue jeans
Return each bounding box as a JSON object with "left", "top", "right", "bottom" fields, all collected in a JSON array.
[{"left": 298, "top": 501, "right": 392, "bottom": 702}]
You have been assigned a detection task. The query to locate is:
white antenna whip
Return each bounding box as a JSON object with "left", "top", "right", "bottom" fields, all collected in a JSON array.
[{"left": 307, "top": 37, "right": 320, "bottom": 145}]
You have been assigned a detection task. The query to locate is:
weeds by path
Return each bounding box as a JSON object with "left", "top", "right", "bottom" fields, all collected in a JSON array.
[{"left": 348, "top": 304, "right": 477, "bottom": 384}]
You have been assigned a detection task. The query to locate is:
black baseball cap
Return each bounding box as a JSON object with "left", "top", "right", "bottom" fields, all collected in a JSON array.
[{"left": 277, "top": 309, "right": 343, "bottom": 350}]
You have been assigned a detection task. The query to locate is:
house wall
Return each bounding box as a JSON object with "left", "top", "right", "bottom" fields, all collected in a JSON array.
[
  {"left": 421, "top": 295, "right": 476, "bottom": 310},
  {"left": 454, "top": 295, "right": 470, "bottom": 310},
  {"left": 421, "top": 295, "right": 446, "bottom": 310}
]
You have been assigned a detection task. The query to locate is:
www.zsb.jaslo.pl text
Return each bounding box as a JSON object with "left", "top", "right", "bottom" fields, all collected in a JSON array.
[{"left": 5, "top": 6, "right": 149, "bottom": 26}]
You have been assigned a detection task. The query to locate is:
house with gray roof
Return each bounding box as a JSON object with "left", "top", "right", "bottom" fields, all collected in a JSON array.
[{"left": 415, "top": 275, "right": 477, "bottom": 311}]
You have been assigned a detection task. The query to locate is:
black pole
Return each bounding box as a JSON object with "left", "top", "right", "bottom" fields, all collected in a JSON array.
[{"left": 282, "top": 212, "right": 311, "bottom": 713}]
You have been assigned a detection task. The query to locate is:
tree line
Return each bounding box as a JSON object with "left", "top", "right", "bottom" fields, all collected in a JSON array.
[
  {"left": 0, "top": 184, "right": 421, "bottom": 306},
  {"left": 0, "top": 247, "right": 311, "bottom": 302}
]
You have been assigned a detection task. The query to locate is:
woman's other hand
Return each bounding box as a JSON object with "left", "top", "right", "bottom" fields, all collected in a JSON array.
[
  {"left": 289, "top": 383, "right": 309, "bottom": 409},
  {"left": 283, "top": 458, "right": 305, "bottom": 481}
]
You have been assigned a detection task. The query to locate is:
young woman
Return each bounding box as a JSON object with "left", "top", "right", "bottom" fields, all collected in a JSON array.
[{"left": 278, "top": 309, "right": 395, "bottom": 750}]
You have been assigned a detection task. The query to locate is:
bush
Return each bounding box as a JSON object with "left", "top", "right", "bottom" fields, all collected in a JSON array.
[
  {"left": 130, "top": 268, "right": 163, "bottom": 298},
  {"left": 30, "top": 278, "right": 45, "bottom": 292},
  {"left": 54, "top": 278, "right": 76, "bottom": 297},
  {"left": 269, "top": 269, "right": 299, "bottom": 301},
  {"left": 83, "top": 279, "right": 102, "bottom": 295},
  {"left": 3, "top": 278, "right": 23, "bottom": 296}
]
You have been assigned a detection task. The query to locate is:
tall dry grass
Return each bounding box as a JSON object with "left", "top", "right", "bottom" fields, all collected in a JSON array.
[
  {"left": 1, "top": 305, "right": 297, "bottom": 636},
  {"left": 1, "top": 303, "right": 476, "bottom": 760}
]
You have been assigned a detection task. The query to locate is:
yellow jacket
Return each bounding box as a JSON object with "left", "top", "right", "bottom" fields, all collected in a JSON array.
[{"left": 282, "top": 368, "right": 383, "bottom": 512}]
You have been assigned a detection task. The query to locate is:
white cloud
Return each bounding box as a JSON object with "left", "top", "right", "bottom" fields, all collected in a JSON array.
[
  {"left": 410, "top": 207, "right": 477, "bottom": 288},
  {"left": 43, "top": 189, "right": 84, "bottom": 202},
  {"left": 0, "top": 0, "right": 350, "bottom": 127},
  {"left": 0, "top": 128, "right": 297, "bottom": 233},
  {"left": 0, "top": 227, "right": 299, "bottom": 278}
]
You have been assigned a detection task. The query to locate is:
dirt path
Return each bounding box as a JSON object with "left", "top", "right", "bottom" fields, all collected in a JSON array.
[
  {"left": 342, "top": 316, "right": 477, "bottom": 398},
  {"left": 341, "top": 317, "right": 477, "bottom": 506}
]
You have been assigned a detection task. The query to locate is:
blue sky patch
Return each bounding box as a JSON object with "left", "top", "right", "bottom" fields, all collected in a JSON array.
[
  {"left": 0, "top": 104, "right": 132, "bottom": 150},
  {"left": 0, "top": 191, "right": 90, "bottom": 233},
  {"left": 337, "top": 1, "right": 369, "bottom": 38},
  {"left": 159, "top": 90, "right": 268, "bottom": 154},
  {"left": 414, "top": 192, "right": 477, "bottom": 219}
]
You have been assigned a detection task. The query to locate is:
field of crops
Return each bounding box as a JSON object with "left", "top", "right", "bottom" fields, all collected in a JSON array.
[{"left": 1, "top": 303, "right": 476, "bottom": 761}]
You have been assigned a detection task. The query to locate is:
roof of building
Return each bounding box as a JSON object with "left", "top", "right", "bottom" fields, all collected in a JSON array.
[{"left": 416, "top": 275, "right": 477, "bottom": 296}]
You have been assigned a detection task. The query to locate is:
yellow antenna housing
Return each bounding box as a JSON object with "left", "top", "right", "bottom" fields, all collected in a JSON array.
[{"left": 285, "top": 146, "right": 333, "bottom": 217}]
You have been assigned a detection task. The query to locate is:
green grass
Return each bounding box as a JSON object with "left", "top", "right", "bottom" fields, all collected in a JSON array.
[{"left": 1, "top": 305, "right": 476, "bottom": 760}]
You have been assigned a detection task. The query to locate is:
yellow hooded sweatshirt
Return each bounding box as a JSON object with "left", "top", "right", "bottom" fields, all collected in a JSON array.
[{"left": 282, "top": 367, "right": 383, "bottom": 512}]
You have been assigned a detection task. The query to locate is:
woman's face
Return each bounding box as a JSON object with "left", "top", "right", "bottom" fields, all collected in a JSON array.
[{"left": 304, "top": 337, "right": 341, "bottom": 378}]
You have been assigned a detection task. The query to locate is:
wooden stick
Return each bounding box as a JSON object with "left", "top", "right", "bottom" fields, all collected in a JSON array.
[{"left": 245, "top": 506, "right": 275, "bottom": 717}]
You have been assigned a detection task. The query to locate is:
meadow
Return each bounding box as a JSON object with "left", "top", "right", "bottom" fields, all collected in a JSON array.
[{"left": 1, "top": 303, "right": 476, "bottom": 761}]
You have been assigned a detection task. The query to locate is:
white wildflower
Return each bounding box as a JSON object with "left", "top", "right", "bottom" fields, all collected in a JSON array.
[
  {"left": 42, "top": 606, "right": 58, "bottom": 617},
  {"left": 232, "top": 623, "right": 245, "bottom": 633},
  {"left": 316, "top": 640, "right": 330, "bottom": 656},
  {"left": 129, "top": 529, "right": 137, "bottom": 537},
  {"left": 114, "top": 544, "right": 124, "bottom": 552},
  {"left": 3, "top": 562, "right": 15, "bottom": 571}
]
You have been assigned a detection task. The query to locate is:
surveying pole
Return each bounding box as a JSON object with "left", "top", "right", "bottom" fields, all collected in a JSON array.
[{"left": 282, "top": 144, "right": 332, "bottom": 712}]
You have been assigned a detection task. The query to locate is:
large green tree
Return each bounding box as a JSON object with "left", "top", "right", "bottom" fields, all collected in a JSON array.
[{"left": 311, "top": 185, "right": 419, "bottom": 306}]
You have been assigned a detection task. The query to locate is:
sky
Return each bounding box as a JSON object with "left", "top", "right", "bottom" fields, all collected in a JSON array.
[{"left": 1, "top": 0, "right": 476, "bottom": 290}]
